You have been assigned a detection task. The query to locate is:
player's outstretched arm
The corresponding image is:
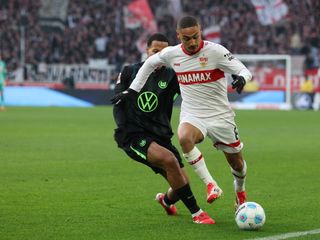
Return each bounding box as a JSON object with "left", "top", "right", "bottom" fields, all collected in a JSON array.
[{"left": 130, "top": 52, "right": 166, "bottom": 92}]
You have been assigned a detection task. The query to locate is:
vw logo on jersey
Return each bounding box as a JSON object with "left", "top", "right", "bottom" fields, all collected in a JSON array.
[
  {"left": 137, "top": 91, "right": 158, "bottom": 112},
  {"left": 158, "top": 80, "right": 167, "bottom": 89}
]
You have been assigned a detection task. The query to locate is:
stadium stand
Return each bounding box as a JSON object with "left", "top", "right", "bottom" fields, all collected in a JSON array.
[{"left": 0, "top": 0, "right": 319, "bottom": 83}]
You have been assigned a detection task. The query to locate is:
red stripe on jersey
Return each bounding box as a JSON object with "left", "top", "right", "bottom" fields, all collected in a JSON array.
[
  {"left": 189, "top": 154, "right": 203, "bottom": 165},
  {"left": 214, "top": 140, "right": 241, "bottom": 148},
  {"left": 181, "top": 40, "right": 204, "bottom": 56},
  {"left": 176, "top": 69, "right": 225, "bottom": 85}
]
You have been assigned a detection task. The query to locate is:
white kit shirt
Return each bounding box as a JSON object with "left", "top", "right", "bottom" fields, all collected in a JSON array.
[{"left": 130, "top": 40, "right": 252, "bottom": 118}]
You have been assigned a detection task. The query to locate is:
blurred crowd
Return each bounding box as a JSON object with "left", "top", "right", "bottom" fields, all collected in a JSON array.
[{"left": 0, "top": 0, "right": 319, "bottom": 75}]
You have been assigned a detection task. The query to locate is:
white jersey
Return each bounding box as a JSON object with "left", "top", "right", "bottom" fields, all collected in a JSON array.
[{"left": 130, "top": 40, "right": 252, "bottom": 118}]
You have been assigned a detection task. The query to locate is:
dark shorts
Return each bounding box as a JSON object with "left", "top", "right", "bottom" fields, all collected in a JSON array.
[{"left": 121, "top": 134, "right": 184, "bottom": 174}]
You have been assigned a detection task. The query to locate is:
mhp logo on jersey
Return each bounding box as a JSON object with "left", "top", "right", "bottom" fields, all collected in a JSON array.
[
  {"left": 137, "top": 92, "right": 158, "bottom": 112},
  {"left": 176, "top": 69, "right": 225, "bottom": 85}
]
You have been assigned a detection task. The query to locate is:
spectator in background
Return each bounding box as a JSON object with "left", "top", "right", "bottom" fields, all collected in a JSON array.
[
  {"left": 300, "top": 74, "right": 314, "bottom": 93},
  {"left": 290, "top": 31, "right": 302, "bottom": 55},
  {"left": 244, "top": 78, "right": 259, "bottom": 92},
  {"left": 297, "top": 74, "right": 315, "bottom": 110},
  {"left": 0, "top": 53, "right": 7, "bottom": 111},
  {"left": 94, "top": 36, "right": 108, "bottom": 58}
]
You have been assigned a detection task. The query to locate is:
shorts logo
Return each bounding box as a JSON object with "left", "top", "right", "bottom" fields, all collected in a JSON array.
[
  {"left": 139, "top": 139, "right": 146, "bottom": 147},
  {"left": 137, "top": 91, "right": 158, "bottom": 112},
  {"left": 158, "top": 80, "right": 167, "bottom": 89}
]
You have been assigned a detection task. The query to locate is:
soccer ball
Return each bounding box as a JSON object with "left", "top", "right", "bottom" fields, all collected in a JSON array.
[{"left": 235, "top": 202, "right": 266, "bottom": 230}]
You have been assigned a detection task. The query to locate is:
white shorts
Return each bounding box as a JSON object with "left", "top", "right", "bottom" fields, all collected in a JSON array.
[{"left": 179, "top": 112, "right": 243, "bottom": 154}]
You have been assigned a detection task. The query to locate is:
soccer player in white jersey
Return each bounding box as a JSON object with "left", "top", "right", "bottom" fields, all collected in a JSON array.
[{"left": 112, "top": 16, "right": 252, "bottom": 210}]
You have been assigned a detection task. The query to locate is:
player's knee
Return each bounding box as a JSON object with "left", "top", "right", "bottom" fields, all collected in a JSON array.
[
  {"left": 178, "top": 135, "right": 194, "bottom": 151},
  {"left": 162, "top": 152, "right": 180, "bottom": 170}
]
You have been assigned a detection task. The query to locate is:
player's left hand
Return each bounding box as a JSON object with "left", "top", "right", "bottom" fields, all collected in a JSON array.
[
  {"left": 231, "top": 75, "right": 246, "bottom": 94},
  {"left": 110, "top": 88, "right": 137, "bottom": 104}
]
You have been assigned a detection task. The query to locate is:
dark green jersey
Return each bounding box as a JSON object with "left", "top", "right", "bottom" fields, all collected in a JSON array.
[{"left": 113, "top": 62, "right": 179, "bottom": 144}]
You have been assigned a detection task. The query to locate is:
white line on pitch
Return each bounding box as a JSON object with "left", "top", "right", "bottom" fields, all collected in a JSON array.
[{"left": 246, "top": 228, "right": 320, "bottom": 240}]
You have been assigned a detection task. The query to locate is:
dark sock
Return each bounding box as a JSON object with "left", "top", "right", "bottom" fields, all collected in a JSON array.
[
  {"left": 174, "top": 184, "right": 200, "bottom": 214},
  {"left": 164, "top": 193, "right": 177, "bottom": 206}
]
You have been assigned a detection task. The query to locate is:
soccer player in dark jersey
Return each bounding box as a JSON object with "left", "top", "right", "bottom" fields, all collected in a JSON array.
[
  {"left": 0, "top": 53, "right": 7, "bottom": 111},
  {"left": 112, "top": 33, "right": 214, "bottom": 224}
]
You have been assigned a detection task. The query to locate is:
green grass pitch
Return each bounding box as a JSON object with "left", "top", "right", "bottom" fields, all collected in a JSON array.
[{"left": 0, "top": 107, "right": 320, "bottom": 240}]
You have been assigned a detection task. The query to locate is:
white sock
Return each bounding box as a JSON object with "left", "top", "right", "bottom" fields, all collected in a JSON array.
[
  {"left": 231, "top": 160, "right": 247, "bottom": 192},
  {"left": 183, "top": 147, "right": 216, "bottom": 185},
  {"left": 191, "top": 209, "right": 203, "bottom": 218}
]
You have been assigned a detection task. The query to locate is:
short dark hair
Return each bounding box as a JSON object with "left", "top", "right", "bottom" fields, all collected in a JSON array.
[
  {"left": 147, "top": 33, "right": 169, "bottom": 47},
  {"left": 177, "top": 16, "right": 199, "bottom": 30}
]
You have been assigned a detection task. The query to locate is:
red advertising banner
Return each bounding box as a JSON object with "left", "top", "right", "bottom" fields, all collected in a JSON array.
[{"left": 228, "top": 68, "right": 320, "bottom": 92}]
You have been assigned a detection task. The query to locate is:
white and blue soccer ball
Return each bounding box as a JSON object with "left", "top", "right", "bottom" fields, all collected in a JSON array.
[{"left": 235, "top": 202, "right": 266, "bottom": 230}]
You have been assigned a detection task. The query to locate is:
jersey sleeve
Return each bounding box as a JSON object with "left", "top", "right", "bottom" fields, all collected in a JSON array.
[
  {"left": 114, "top": 65, "right": 132, "bottom": 94},
  {"left": 113, "top": 66, "right": 133, "bottom": 129},
  {"left": 129, "top": 47, "right": 172, "bottom": 92},
  {"left": 215, "top": 44, "right": 252, "bottom": 82}
]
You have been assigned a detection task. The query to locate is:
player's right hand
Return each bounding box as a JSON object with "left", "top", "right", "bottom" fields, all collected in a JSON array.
[
  {"left": 231, "top": 74, "right": 246, "bottom": 94},
  {"left": 110, "top": 88, "right": 138, "bottom": 104}
]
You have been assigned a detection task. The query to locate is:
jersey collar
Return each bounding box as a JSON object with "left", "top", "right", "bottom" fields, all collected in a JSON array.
[{"left": 181, "top": 40, "right": 204, "bottom": 56}]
